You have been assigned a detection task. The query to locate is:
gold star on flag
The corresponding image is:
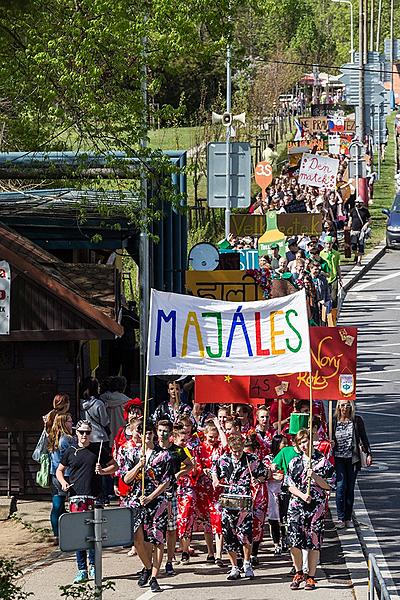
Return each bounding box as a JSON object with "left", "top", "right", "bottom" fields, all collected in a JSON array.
[{"left": 224, "top": 375, "right": 232, "bottom": 383}]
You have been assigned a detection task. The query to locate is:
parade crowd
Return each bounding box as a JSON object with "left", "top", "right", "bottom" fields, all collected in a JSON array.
[{"left": 41, "top": 376, "right": 372, "bottom": 593}]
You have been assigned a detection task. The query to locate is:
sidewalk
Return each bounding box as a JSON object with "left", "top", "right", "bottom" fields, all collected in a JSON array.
[{"left": 19, "top": 506, "right": 354, "bottom": 600}]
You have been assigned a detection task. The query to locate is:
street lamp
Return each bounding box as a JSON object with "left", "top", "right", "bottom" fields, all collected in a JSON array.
[{"left": 332, "top": 0, "right": 354, "bottom": 61}]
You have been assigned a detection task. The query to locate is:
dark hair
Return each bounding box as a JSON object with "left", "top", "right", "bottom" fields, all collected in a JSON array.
[
  {"left": 111, "top": 376, "right": 127, "bottom": 393},
  {"left": 82, "top": 376, "right": 100, "bottom": 399},
  {"left": 173, "top": 423, "right": 186, "bottom": 435},
  {"left": 136, "top": 420, "right": 155, "bottom": 435},
  {"left": 244, "top": 432, "right": 261, "bottom": 451},
  {"left": 295, "top": 400, "right": 310, "bottom": 413},
  {"left": 157, "top": 419, "right": 173, "bottom": 432},
  {"left": 312, "top": 415, "right": 321, "bottom": 430},
  {"left": 271, "top": 434, "right": 286, "bottom": 457},
  {"left": 167, "top": 378, "right": 182, "bottom": 389}
]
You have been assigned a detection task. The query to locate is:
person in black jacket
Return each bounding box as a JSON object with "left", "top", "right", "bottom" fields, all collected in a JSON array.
[{"left": 332, "top": 400, "right": 372, "bottom": 528}]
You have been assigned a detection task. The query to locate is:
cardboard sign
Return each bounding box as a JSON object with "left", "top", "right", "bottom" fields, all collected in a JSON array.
[
  {"left": 298, "top": 153, "right": 339, "bottom": 189},
  {"left": 287, "top": 139, "right": 326, "bottom": 153},
  {"left": 186, "top": 270, "right": 264, "bottom": 301},
  {"left": 258, "top": 212, "right": 286, "bottom": 258},
  {"left": 299, "top": 116, "right": 328, "bottom": 133},
  {"left": 148, "top": 289, "right": 311, "bottom": 376},
  {"left": 249, "top": 326, "right": 357, "bottom": 401},
  {"left": 0, "top": 261, "right": 11, "bottom": 335},
  {"left": 254, "top": 161, "right": 273, "bottom": 196},
  {"left": 230, "top": 213, "right": 322, "bottom": 237},
  {"left": 328, "top": 134, "right": 341, "bottom": 154},
  {"left": 239, "top": 249, "right": 259, "bottom": 270}
]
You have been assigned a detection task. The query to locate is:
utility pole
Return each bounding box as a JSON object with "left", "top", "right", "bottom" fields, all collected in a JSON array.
[
  {"left": 358, "top": 0, "right": 365, "bottom": 141},
  {"left": 370, "top": 0, "right": 374, "bottom": 52},
  {"left": 363, "top": 0, "right": 368, "bottom": 63},
  {"left": 390, "top": 0, "right": 395, "bottom": 108},
  {"left": 375, "top": 0, "right": 382, "bottom": 51},
  {"left": 224, "top": 43, "right": 232, "bottom": 239},
  {"left": 139, "top": 26, "right": 149, "bottom": 398}
]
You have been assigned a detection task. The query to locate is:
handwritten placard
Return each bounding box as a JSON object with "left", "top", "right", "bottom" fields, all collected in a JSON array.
[
  {"left": 147, "top": 289, "right": 311, "bottom": 376},
  {"left": 186, "top": 270, "right": 264, "bottom": 302},
  {"left": 298, "top": 153, "right": 339, "bottom": 189},
  {"left": 230, "top": 213, "right": 322, "bottom": 237},
  {"left": 249, "top": 326, "right": 357, "bottom": 401},
  {"left": 299, "top": 116, "right": 328, "bottom": 133}
]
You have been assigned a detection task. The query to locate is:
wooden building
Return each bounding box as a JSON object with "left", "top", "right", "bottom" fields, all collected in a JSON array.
[{"left": 0, "top": 223, "right": 123, "bottom": 496}]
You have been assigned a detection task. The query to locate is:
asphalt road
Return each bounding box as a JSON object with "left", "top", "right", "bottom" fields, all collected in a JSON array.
[{"left": 339, "top": 249, "right": 400, "bottom": 597}]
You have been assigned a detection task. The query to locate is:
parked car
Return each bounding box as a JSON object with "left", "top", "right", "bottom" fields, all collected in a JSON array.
[{"left": 382, "top": 192, "right": 400, "bottom": 248}]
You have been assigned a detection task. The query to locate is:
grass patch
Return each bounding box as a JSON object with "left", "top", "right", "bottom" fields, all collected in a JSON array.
[
  {"left": 367, "top": 112, "right": 396, "bottom": 249},
  {"left": 148, "top": 126, "right": 198, "bottom": 151}
]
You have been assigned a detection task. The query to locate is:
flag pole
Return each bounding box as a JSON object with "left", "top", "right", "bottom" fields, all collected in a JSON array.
[
  {"left": 307, "top": 372, "right": 313, "bottom": 495},
  {"left": 278, "top": 398, "right": 282, "bottom": 434},
  {"left": 141, "top": 289, "right": 153, "bottom": 496}
]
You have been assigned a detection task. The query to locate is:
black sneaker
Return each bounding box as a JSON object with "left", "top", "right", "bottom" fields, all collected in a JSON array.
[
  {"left": 181, "top": 552, "right": 190, "bottom": 565},
  {"left": 165, "top": 561, "right": 175, "bottom": 576},
  {"left": 206, "top": 554, "right": 215, "bottom": 563},
  {"left": 237, "top": 557, "right": 244, "bottom": 572},
  {"left": 137, "top": 567, "right": 151, "bottom": 587},
  {"left": 215, "top": 558, "right": 224, "bottom": 568},
  {"left": 150, "top": 577, "right": 162, "bottom": 592},
  {"left": 251, "top": 555, "right": 260, "bottom": 566}
]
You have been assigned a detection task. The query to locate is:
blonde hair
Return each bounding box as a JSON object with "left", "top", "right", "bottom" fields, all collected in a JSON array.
[
  {"left": 334, "top": 400, "right": 355, "bottom": 420},
  {"left": 48, "top": 413, "right": 73, "bottom": 452},
  {"left": 294, "top": 428, "right": 310, "bottom": 449}
]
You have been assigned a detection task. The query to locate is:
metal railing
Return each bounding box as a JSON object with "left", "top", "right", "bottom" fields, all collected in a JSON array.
[{"left": 368, "top": 554, "right": 392, "bottom": 600}]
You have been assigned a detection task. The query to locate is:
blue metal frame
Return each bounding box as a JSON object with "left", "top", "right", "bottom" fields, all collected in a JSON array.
[{"left": 0, "top": 151, "right": 187, "bottom": 294}]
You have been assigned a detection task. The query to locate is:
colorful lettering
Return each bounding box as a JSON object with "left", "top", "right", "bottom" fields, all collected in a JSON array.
[
  {"left": 226, "top": 306, "right": 253, "bottom": 357},
  {"left": 155, "top": 310, "right": 177, "bottom": 357},
  {"left": 201, "top": 311, "right": 223, "bottom": 358},
  {"left": 270, "top": 310, "right": 285, "bottom": 355},
  {"left": 285, "top": 309, "right": 302, "bottom": 353},
  {"left": 181, "top": 311, "right": 205, "bottom": 358},
  {"left": 255, "top": 311, "right": 270, "bottom": 356}
]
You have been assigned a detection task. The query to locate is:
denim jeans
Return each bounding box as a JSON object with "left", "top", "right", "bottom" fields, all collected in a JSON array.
[
  {"left": 50, "top": 475, "right": 67, "bottom": 537},
  {"left": 335, "top": 457, "right": 359, "bottom": 521},
  {"left": 76, "top": 549, "right": 95, "bottom": 572}
]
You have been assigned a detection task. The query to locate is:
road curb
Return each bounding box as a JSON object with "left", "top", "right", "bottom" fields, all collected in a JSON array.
[{"left": 337, "top": 240, "right": 387, "bottom": 313}]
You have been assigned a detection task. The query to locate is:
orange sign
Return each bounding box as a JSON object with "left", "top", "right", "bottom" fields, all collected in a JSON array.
[{"left": 254, "top": 161, "right": 273, "bottom": 198}]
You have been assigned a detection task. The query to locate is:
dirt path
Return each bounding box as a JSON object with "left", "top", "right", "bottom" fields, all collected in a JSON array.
[{"left": 0, "top": 519, "right": 54, "bottom": 569}]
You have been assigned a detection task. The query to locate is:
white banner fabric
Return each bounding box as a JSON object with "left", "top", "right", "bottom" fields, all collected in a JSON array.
[
  {"left": 298, "top": 153, "right": 339, "bottom": 189},
  {"left": 147, "top": 288, "right": 311, "bottom": 376}
]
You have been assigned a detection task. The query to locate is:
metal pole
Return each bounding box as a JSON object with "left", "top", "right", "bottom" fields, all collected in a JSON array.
[
  {"left": 224, "top": 43, "right": 232, "bottom": 240},
  {"left": 363, "top": 0, "right": 368, "bottom": 64},
  {"left": 370, "top": 0, "right": 374, "bottom": 52},
  {"left": 139, "top": 27, "right": 149, "bottom": 399},
  {"left": 375, "top": 0, "right": 382, "bottom": 51},
  {"left": 377, "top": 104, "right": 381, "bottom": 179},
  {"left": 369, "top": 556, "right": 375, "bottom": 600},
  {"left": 390, "top": 0, "right": 394, "bottom": 107},
  {"left": 94, "top": 502, "right": 103, "bottom": 599},
  {"left": 350, "top": 1, "right": 355, "bottom": 60},
  {"left": 359, "top": 0, "right": 365, "bottom": 141},
  {"left": 356, "top": 144, "right": 360, "bottom": 198}
]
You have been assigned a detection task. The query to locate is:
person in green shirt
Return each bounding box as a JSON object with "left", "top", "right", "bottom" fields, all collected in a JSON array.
[
  {"left": 320, "top": 236, "right": 342, "bottom": 312},
  {"left": 273, "top": 444, "right": 300, "bottom": 474}
]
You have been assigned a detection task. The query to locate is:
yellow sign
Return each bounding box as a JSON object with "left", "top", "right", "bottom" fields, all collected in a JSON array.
[
  {"left": 185, "top": 270, "right": 263, "bottom": 301},
  {"left": 230, "top": 214, "right": 322, "bottom": 237}
]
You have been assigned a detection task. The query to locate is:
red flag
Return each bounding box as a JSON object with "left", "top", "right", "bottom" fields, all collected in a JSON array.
[{"left": 195, "top": 375, "right": 263, "bottom": 406}]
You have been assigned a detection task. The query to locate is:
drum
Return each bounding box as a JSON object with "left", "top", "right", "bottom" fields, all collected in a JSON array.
[
  {"left": 69, "top": 495, "right": 95, "bottom": 513},
  {"left": 219, "top": 493, "right": 252, "bottom": 511}
]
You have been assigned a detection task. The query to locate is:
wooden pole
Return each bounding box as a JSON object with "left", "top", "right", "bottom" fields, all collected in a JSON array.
[
  {"left": 141, "top": 373, "right": 150, "bottom": 495},
  {"left": 329, "top": 401, "right": 333, "bottom": 441},
  {"left": 307, "top": 373, "right": 313, "bottom": 495},
  {"left": 278, "top": 398, "right": 282, "bottom": 434}
]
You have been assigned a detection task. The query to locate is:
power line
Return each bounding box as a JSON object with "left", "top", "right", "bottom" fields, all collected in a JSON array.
[{"left": 259, "top": 57, "right": 398, "bottom": 75}]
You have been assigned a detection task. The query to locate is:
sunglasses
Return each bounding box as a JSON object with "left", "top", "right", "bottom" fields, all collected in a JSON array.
[{"left": 77, "top": 430, "right": 91, "bottom": 435}]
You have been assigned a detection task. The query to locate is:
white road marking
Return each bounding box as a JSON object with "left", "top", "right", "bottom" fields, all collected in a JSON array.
[
  {"left": 358, "top": 368, "right": 400, "bottom": 374},
  {"left": 352, "top": 271, "right": 400, "bottom": 292},
  {"left": 359, "top": 350, "right": 400, "bottom": 356},
  {"left": 354, "top": 482, "right": 400, "bottom": 598}
]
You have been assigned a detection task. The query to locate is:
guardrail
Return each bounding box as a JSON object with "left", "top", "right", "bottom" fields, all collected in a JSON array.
[{"left": 368, "top": 554, "right": 392, "bottom": 600}]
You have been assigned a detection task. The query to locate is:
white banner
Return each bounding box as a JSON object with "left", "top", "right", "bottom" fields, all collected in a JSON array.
[
  {"left": 147, "top": 289, "right": 311, "bottom": 376},
  {"left": 298, "top": 153, "right": 339, "bottom": 189},
  {"left": 0, "top": 261, "right": 11, "bottom": 335}
]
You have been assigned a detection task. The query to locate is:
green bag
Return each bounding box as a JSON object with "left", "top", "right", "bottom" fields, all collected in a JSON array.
[{"left": 36, "top": 452, "right": 50, "bottom": 488}]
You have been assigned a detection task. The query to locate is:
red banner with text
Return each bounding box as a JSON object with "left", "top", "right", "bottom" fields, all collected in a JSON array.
[{"left": 249, "top": 327, "right": 357, "bottom": 401}]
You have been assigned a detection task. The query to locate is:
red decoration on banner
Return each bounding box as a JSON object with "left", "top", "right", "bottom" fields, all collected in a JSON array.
[
  {"left": 249, "top": 327, "right": 357, "bottom": 401},
  {"left": 195, "top": 375, "right": 264, "bottom": 406}
]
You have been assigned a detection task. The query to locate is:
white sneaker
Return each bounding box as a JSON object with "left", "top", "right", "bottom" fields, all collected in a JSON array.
[
  {"left": 244, "top": 563, "right": 254, "bottom": 579},
  {"left": 227, "top": 567, "right": 241, "bottom": 581}
]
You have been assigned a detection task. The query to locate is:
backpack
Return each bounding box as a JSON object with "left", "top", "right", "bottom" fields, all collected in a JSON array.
[{"left": 36, "top": 453, "right": 50, "bottom": 488}]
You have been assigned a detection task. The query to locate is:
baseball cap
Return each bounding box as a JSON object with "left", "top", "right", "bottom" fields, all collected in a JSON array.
[
  {"left": 287, "top": 238, "right": 297, "bottom": 246},
  {"left": 73, "top": 419, "right": 92, "bottom": 432},
  {"left": 325, "top": 236, "right": 333, "bottom": 243},
  {"left": 270, "top": 243, "right": 279, "bottom": 249}
]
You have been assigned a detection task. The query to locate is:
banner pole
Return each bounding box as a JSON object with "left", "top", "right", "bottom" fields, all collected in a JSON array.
[
  {"left": 278, "top": 398, "right": 282, "bottom": 434},
  {"left": 141, "top": 289, "right": 153, "bottom": 496},
  {"left": 328, "top": 401, "right": 333, "bottom": 441},
  {"left": 307, "top": 372, "right": 313, "bottom": 495}
]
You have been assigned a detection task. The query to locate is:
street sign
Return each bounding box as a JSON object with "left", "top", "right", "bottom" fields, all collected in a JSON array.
[
  {"left": 207, "top": 142, "right": 251, "bottom": 208},
  {"left": 348, "top": 159, "right": 367, "bottom": 178},
  {"left": 349, "top": 140, "right": 365, "bottom": 159},
  {"left": 59, "top": 507, "right": 133, "bottom": 552},
  {"left": 384, "top": 38, "right": 400, "bottom": 61}
]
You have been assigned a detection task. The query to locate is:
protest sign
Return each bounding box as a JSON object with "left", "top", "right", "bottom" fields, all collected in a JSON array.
[
  {"left": 287, "top": 139, "right": 326, "bottom": 153},
  {"left": 328, "top": 135, "right": 341, "bottom": 154},
  {"left": 186, "top": 270, "right": 264, "bottom": 301},
  {"left": 195, "top": 375, "right": 264, "bottom": 405},
  {"left": 239, "top": 249, "right": 259, "bottom": 270},
  {"left": 255, "top": 161, "right": 273, "bottom": 198},
  {"left": 258, "top": 212, "right": 286, "bottom": 258},
  {"left": 299, "top": 116, "right": 328, "bottom": 133},
  {"left": 249, "top": 326, "right": 357, "bottom": 400},
  {"left": 298, "top": 153, "right": 339, "bottom": 189},
  {"left": 230, "top": 214, "right": 322, "bottom": 237},
  {"left": 0, "top": 261, "right": 11, "bottom": 335},
  {"left": 147, "top": 289, "right": 311, "bottom": 376}
]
